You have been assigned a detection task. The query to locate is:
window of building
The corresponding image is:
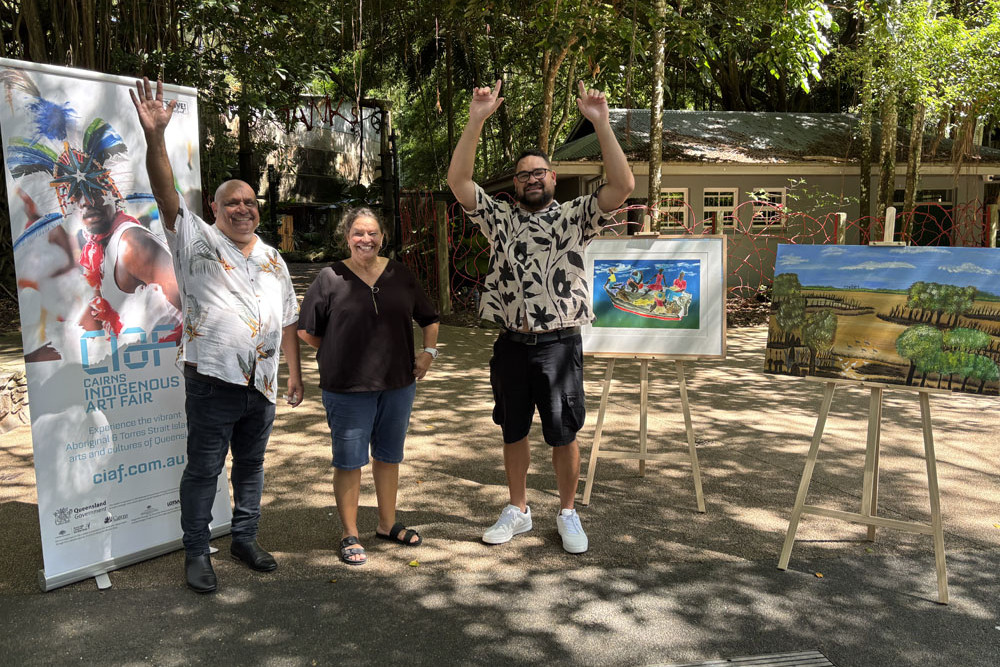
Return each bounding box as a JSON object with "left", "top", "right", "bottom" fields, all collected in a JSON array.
[
  {"left": 657, "top": 189, "right": 689, "bottom": 231},
  {"left": 703, "top": 188, "right": 738, "bottom": 231},
  {"left": 750, "top": 188, "right": 786, "bottom": 227},
  {"left": 892, "top": 188, "right": 953, "bottom": 205}
]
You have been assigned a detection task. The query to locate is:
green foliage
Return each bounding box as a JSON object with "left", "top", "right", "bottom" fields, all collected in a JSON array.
[
  {"left": 897, "top": 322, "right": 997, "bottom": 391},
  {"left": 773, "top": 272, "right": 803, "bottom": 300},
  {"left": 897, "top": 324, "right": 944, "bottom": 362},
  {"left": 943, "top": 326, "right": 991, "bottom": 351},
  {"left": 969, "top": 353, "right": 1000, "bottom": 385},
  {"left": 906, "top": 281, "right": 976, "bottom": 325},
  {"left": 802, "top": 309, "right": 837, "bottom": 353}
]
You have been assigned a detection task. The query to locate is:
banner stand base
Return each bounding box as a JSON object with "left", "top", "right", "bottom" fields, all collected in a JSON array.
[
  {"left": 94, "top": 573, "right": 112, "bottom": 590},
  {"left": 38, "top": 521, "right": 231, "bottom": 592}
]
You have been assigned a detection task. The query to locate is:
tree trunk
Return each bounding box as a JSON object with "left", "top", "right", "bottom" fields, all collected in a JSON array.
[
  {"left": 50, "top": 0, "right": 66, "bottom": 64},
  {"left": 445, "top": 23, "right": 455, "bottom": 157},
  {"left": 81, "top": 0, "right": 96, "bottom": 70},
  {"left": 902, "top": 101, "right": 926, "bottom": 232},
  {"left": 928, "top": 108, "right": 950, "bottom": 157},
  {"left": 550, "top": 53, "right": 580, "bottom": 148},
  {"left": 951, "top": 105, "right": 977, "bottom": 174},
  {"left": 238, "top": 101, "right": 254, "bottom": 185},
  {"left": 66, "top": 0, "right": 80, "bottom": 67},
  {"left": 859, "top": 57, "right": 874, "bottom": 234},
  {"left": 486, "top": 30, "right": 513, "bottom": 166},
  {"left": 876, "top": 92, "right": 898, "bottom": 219},
  {"left": 21, "top": 0, "right": 49, "bottom": 63},
  {"left": 539, "top": 44, "right": 574, "bottom": 153},
  {"left": 646, "top": 0, "right": 667, "bottom": 233}
]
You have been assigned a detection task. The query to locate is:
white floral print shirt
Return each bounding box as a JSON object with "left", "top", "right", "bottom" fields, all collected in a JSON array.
[
  {"left": 165, "top": 200, "right": 299, "bottom": 403},
  {"left": 465, "top": 183, "right": 612, "bottom": 331}
]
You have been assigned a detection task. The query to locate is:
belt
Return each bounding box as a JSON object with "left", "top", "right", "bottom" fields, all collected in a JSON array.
[
  {"left": 183, "top": 363, "right": 251, "bottom": 389},
  {"left": 500, "top": 326, "right": 581, "bottom": 345}
]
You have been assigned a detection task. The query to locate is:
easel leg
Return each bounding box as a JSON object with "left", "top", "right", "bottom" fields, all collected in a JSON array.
[
  {"left": 676, "top": 360, "right": 706, "bottom": 513},
  {"left": 862, "top": 387, "right": 883, "bottom": 541},
  {"left": 778, "top": 382, "right": 837, "bottom": 570},
  {"left": 919, "top": 391, "right": 949, "bottom": 605},
  {"left": 582, "top": 359, "right": 615, "bottom": 506},
  {"left": 639, "top": 359, "right": 649, "bottom": 477}
]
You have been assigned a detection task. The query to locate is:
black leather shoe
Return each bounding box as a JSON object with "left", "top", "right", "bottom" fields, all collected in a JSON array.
[
  {"left": 230, "top": 539, "right": 278, "bottom": 572},
  {"left": 185, "top": 554, "right": 217, "bottom": 593}
]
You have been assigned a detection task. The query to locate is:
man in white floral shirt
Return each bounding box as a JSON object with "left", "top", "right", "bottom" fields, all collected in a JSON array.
[
  {"left": 132, "top": 78, "right": 303, "bottom": 593},
  {"left": 448, "top": 80, "right": 634, "bottom": 554}
]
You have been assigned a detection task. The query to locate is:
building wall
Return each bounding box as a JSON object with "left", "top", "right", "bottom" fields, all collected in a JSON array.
[
  {"left": 263, "top": 100, "right": 382, "bottom": 203},
  {"left": 562, "top": 163, "right": 996, "bottom": 293}
]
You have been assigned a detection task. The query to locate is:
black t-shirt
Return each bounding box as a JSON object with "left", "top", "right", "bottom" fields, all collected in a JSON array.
[{"left": 298, "top": 259, "right": 439, "bottom": 392}]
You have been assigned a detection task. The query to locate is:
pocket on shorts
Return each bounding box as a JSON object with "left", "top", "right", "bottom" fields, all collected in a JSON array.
[
  {"left": 560, "top": 392, "right": 585, "bottom": 434},
  {"left": 491, "top": 387, "right": 505, "bottom": 426},
  {"left": 185, "top": 377, "right": 215, "bottom": 399}
]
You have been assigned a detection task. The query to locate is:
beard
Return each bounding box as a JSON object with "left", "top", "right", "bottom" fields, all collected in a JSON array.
[{"left": 515, "top": 182, "right": 554, "bottom": 210}]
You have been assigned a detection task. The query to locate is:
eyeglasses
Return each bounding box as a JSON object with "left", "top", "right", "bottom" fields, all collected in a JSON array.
[{"left": 514, "top": 168, "right": 552, "bottom": 183}]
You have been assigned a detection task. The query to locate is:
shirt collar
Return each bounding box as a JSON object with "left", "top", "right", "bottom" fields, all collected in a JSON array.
[{"left": 516, "top": 199, "right": 560, "bottom": 216}]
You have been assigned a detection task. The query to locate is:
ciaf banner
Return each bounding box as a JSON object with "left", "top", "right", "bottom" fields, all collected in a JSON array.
[{"left": 0, "top": 59, "right": 231, "bottom": 591}]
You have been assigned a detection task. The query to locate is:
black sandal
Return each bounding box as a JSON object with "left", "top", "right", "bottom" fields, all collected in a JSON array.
[
  {"left": 339, "top": 536, "right": 367, "bottom": 565},
  {"left": 375, "top": 522, "right": 422, "bottom": 546}
]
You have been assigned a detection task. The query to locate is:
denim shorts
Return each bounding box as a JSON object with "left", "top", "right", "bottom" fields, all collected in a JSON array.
[
  {"left": 321, "top": 382, "right": 416, "bottom": 470},
  {"left": 489, "top": 332, "right": 586, "bottom": 446}
]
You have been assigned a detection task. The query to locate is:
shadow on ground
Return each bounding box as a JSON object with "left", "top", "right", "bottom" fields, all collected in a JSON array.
[{"left": 0, "top": 264, "right": 998, "bottom": 666}]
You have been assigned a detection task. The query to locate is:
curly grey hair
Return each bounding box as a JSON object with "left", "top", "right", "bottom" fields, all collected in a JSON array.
[{"left": 338, "top": 207, "right": 387, "bottom": 250}]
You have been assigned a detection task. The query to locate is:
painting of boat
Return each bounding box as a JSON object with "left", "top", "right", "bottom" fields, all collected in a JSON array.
[
  {"left": 583, "top": 236, "right": 726, "bottom": 358},
  {"left": 591, "top": 259, "right": 701, "bottom": 330},
  {"left": 604, "top": 278, "right": 692, "bottom": 321}
]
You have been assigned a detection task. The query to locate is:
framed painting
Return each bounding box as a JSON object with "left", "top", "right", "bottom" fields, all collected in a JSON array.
[
  {"left": 583, "top": 235, "right": 727, "bottom": 358},
  {"left": 765, "top": 244, "right": 1000, "bottom": 396}
]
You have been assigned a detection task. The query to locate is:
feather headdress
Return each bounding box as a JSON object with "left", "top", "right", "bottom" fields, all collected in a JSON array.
[{"left": 3, "top": 69, "right": 128, "bottom": 215}]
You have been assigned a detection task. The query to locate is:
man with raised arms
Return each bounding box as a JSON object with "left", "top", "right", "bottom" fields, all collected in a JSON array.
[{"left": 447, "top": 80, "right": 634, "bottom": 553}]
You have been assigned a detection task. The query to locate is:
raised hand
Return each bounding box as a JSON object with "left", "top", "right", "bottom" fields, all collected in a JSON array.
[
  {"left": 576, "top": 80, "right": 609, "bottom": 125},
  {"left": 130, "top": 77, "right": 176, "bottom": 136},
  {"left": 468, "top": 80, "right": 504, "bottom": 124}
]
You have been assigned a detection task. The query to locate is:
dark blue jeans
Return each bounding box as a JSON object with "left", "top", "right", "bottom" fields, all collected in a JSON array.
[{"left": 179, "top": 374, "right": 276, "bottom": 556}]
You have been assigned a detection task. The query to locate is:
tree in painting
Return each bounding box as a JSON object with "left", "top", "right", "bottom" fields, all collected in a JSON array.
[
  {"left": 896, "top": 325, "right": 943, "bottom": 386},
  {"left": 772, "top": 273, "right": 805, "bottom": 346},
  {"left": 802, "top": 309, "right": 837, "bottom": 375},
  {"left": 906, "top": 282, "right": 976, "bottom": 326},
  {"left": 896, "top": 324, "right": 997, "bottom": 392}
]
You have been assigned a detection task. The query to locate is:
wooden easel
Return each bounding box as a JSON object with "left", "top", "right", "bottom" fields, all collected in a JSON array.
[
  {"left": 777, "top": 378, "right": 949, "bottom": 604},
  {"left": 581, "top": 354, "right": 706, "bottom": 512}
]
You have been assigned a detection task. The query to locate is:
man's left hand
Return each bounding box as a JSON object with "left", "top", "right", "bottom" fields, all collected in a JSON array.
[
  {"left": 285, "top": 379, "right": 304, "bottom": 407},
  {"left": 576, "top": 81, "right": 609, "bottom": 125}
]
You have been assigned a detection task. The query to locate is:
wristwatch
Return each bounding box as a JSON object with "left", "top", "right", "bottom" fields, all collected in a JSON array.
[{"left": 423, "top": 347, "right": 439, "bottom": 359}]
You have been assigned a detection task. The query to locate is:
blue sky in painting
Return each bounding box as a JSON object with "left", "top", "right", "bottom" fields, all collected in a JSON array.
[{"left": 774, "top": 245, "right": 1000, "bottom": 294}]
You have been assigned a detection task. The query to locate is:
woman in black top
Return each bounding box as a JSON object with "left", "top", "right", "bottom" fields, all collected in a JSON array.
[{"left": 298, "top": 207, "right": 440, "bottom": 565}]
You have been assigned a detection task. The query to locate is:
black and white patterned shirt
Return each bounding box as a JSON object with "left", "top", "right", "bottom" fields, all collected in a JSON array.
[{"left": 465, "top": 183, "right": 612, "bottom": 331}]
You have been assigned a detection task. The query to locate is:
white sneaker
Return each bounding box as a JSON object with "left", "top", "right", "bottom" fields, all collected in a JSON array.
[
  {"left": 482, "top": 504, "right": 533, "bottom": 544},
  {"left": 556, "top": 508, "right": 588, "bottom": 554}
]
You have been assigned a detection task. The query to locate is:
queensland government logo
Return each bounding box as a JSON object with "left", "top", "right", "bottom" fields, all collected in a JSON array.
[{"left": 53, "top": 507, "right": 72, "bottom": 525}]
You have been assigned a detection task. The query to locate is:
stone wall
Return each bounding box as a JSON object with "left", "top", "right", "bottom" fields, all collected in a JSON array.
[{"left": 0, "top": 370, "right": 29, "bottom": 433}]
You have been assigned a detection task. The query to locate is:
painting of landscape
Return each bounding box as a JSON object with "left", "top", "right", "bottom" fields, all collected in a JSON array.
[{"left": 765, "top": 244, "right": 1000, "bottom": 396}]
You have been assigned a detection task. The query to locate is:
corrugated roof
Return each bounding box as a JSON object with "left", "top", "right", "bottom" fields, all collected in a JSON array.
[{"left": 552, "top": 110, "right": 1000, "bottom": 165}]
